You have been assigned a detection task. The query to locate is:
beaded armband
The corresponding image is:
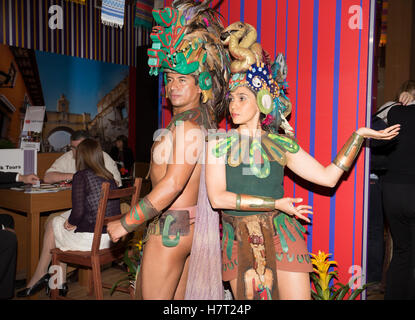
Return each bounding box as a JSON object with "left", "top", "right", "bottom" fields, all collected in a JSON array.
[
  {"left": 332, "top": 132, "right": 364, "bottom": 172},
  {"left": 235, "top": 194, "right": 275, "bottom": 211},
  {"left": 120, "top": 197, "right": 160, "bottom": 233}
]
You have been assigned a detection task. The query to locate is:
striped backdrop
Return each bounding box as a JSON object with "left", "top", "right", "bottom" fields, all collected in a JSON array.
[
  {"left": 0, "top": 0, "right": 150, "bottom": 66},
  {"left": 160, "top": 0, "right": 374, "bottom": 288}
]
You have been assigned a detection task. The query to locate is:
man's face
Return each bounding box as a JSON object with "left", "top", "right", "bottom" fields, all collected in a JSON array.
[
  {"left": 70, "top": 139, "right": 83, "bottom": 158},
  {"left": 165, "top": 73, "right": 201, "bottom": 110}
]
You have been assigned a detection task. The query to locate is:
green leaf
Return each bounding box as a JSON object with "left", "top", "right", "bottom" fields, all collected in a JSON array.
[
  {"left": 314, "top": 281, "right": 324, "bottom": 299},
  {"left": 310, "top": 272, "right": 319, "bottom": 284},
  {"left": 336, "top": 284, "right": 350, "bottom": 300},
  {"left": 109, "top": 276, "right": 130, "bottom": 295},
  {"left": 311, "top": 291, "right": 321, "bottom": 300},
  {"left": 348, "top": 283, "right": 370, "bottom": 300},
  {"left": 348, "top": 288, "right": 364, "bottom": 300},
  {"left": 331, "top": 285, "right": 346, "bottom": 300},
  {"left": 123, "top": 250, "right": 138, "bottom": 275}
]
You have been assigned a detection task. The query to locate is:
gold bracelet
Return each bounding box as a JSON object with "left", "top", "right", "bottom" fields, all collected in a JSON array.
[
  {"left": 236, "top": 194, "right": 241, "bottom": 210},
  {"left": 235, "top": 194, "right": 275, "bottom": 211},
  {"left": 333, "top": 132, "right": 364, "bottom": 171}
]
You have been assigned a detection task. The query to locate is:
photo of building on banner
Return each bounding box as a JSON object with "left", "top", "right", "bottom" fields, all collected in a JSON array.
[{"left": 20, "top": 106, "right": 46, "bottom": 151}]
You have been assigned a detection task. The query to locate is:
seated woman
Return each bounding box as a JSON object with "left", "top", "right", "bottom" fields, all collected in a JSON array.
[
  {"left": 206, "top": 26, "right": 400, "bottom": 300},
  {"left": 17, "top": 139, "right": 120, "bottom": 298}
]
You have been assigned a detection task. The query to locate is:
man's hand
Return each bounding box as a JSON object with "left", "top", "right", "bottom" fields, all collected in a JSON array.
[
  {"left": 399, "top": 91, "right": 414, "bottom": 106},
  {"left": 107, "top": 219, "right": 128, "bottom": 243},
  {"left": 18, "top": 174, "right": 40, "bottom": 185},
  {"left": 43, "top": 172, "right": 74, "bottom": 184}
]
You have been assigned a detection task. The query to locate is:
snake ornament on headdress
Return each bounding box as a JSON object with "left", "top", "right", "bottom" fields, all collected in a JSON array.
[{"left": 220, "top": 21, "right": 263, "bottom": 74}]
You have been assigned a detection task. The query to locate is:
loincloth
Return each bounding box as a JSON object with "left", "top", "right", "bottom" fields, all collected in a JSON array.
[
  {"left": 221, "top": 212, "right": 312, "bottom": 300},
  {"left": 143, "top": 206, "right": 196, "bottom": 247},
  {"left": 134, "top": 206, "right": 197, "bottom": 299}
]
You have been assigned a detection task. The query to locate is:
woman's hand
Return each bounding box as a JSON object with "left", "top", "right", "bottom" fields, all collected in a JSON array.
[
  {"left": 356, "top": 124, "right": 400, "bottom": 140},
  {"left": 274, "top": 197, "right": 312, "bottom": 223},
  {"left": 64, "top": 219, "right": 76, "bottom": 231}
]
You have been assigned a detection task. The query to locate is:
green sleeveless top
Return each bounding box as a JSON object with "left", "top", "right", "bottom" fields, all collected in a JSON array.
[{"left": 211, "top": 131, "right": 299, "bottom": 216}]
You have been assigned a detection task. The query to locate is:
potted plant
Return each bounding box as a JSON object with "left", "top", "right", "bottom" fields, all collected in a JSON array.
[{"left": 310, "top": 250, "right": 372, "bottom": 300}]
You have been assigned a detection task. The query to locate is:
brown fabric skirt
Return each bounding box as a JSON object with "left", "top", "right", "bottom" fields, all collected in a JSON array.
[{"left": 221, "top": 212, "right": 313, "bottom": 284}]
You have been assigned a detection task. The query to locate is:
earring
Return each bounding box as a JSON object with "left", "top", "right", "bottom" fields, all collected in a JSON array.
[{"left": 202, "top": 91, "right": 208, "bottom": 103}]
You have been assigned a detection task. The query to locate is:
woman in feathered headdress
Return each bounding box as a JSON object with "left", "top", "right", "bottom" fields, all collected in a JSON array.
[{"left": 205, "top": 21, "right": 400, "bottom": 300}]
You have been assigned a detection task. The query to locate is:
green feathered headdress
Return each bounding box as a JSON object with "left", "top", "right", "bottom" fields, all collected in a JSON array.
[{"left": 147, "top": 0, "right": 230, "bottom": 114}]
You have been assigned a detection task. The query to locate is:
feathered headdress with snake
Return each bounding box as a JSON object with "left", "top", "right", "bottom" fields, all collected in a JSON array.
[
  {"left": 147, "top": 0, "right": 230, "bottom": 121},
  {"left": 219, "top": 21, "right": 294, "bottom": 136}
]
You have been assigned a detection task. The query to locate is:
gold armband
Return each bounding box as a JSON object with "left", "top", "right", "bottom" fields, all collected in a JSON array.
[
  {"left": 235, "top": 194, "right": 275, "bottom": 211},
  {"left": 333, "top": 132, "right": 364, "bottom": 172}
]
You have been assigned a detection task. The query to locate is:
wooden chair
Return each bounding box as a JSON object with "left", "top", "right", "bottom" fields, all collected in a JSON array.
[{"left": 50, "top": 177, "right": 142, "bottom": 300}]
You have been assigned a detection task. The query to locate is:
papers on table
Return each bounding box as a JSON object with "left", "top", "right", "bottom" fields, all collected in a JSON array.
[{"left": 11, "top": 183, "right": 72, "bottom": 193}]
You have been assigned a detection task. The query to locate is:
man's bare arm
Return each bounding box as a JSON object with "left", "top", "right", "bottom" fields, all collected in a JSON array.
[
  {"left": 108, "top": 120, "right": 204, "bottom": 241},
  {"left": 43, "top": 171, "right": 74, "bottom": 183}
]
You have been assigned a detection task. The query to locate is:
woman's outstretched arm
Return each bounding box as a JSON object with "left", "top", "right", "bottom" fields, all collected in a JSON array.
[{"left": 285, "top": 124, "right": 400, "bottom": 187}]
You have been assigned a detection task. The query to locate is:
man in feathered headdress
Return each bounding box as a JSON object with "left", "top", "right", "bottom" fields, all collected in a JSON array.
[{"left": 108, "top": 0, "right": 229, "bottom": 300}]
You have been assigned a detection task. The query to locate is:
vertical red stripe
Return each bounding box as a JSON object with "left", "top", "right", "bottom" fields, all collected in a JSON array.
[
  {"left": 217, "top": 0, "right": 229, "bottom": 130},
  {"left": 290, "top": 0, "right": 314, "bottom": 215},
  {"left": 275, "top": 0, "right": 287, "bottom": 55},
  {"left": 281, "top": 0, "right": 300, "bottom": 203},
  {"left": 218, "top": 0, "right": 229, "bottom": 28},
  {"left": 229, "top": 0, "right": 240, "bottom": 23},
  {"left": 334, "top": 0, "right": 363, "bottom": 285},
  {"left": 260, "top": 0, "right": 276, "bottom": 57},
  {"left": 243, "top": 0, "right": 257, "bottom": 26},
  {"left": 310, "top": 0, "right": 337, "bottom": 256},
  {"left": 353, "top": 0, "right": 370, "bottom": 277}
]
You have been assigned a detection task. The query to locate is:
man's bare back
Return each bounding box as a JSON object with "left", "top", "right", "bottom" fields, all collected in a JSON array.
[{"left": 149, "top": 123, "right": 203, "bottom": 210}]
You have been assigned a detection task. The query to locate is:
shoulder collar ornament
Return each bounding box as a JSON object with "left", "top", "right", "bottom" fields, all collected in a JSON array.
[
  {"left": 167, "top": 106, "right": 215, "bottom": 130},
  {"left": 211, "top": 131, "right": 299, "bottom": 179}
]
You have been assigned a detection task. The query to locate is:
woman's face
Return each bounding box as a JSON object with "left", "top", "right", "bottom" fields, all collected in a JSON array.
[{"left": 229, "top": 86, "right": 260, "bottom": 127}]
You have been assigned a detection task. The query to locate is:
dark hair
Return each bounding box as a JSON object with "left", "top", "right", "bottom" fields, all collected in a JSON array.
[
  {"left": 115, "top": 135, "right": 128, "bottom": 147},
  {"left": 71, "top": 130, "right": 90, "bottom": 142},
  {"left": 76, "top": 139, "right": 114, "bottom": 181},
  {"left": 395, "top": 80, "right": 415, "bottom": 101}
]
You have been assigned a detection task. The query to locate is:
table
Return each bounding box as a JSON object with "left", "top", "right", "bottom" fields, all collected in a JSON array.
[{"left": 0, "top": 188, "right": 72, "bottom": 280}]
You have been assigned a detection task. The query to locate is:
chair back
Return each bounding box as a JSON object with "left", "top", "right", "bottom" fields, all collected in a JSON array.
[{"left": 91, "top": 177, "right": 142, "bottom": 254}]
